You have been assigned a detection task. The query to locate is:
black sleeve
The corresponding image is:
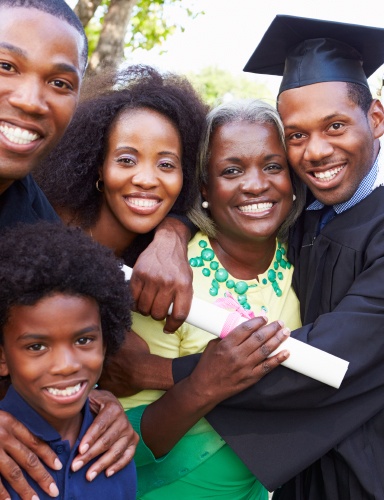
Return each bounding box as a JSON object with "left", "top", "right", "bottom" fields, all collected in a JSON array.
[
  {"left": 172, "top": 222, "right": 384, "bottom": 490},
  {"left": 172, "top": 354, "right": 200, "bottom": 383},
  {"left": 208, "top": 225, "right": 384, "bottom": 490}
]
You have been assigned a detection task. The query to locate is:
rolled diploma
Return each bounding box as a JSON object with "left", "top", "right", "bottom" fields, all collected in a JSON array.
[{"left": 123, "top": 265, "right": 349, "bottom": 388}]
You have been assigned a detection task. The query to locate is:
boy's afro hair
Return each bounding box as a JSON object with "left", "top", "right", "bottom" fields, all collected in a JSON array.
[{"left": 0, "top": 221, "right": 132, "bottom": 355}]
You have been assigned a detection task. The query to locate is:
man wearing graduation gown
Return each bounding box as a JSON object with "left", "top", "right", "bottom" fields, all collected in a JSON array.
[{"left": 168, "top": 16, "right": 384, "bottom": 499}]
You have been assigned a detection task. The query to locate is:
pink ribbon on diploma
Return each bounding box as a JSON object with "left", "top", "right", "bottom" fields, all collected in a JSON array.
[{"left": 214, "top": 292, "right": 255, "bottom": 338}]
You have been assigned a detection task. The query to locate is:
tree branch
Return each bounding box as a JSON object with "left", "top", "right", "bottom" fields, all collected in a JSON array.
[
  {"left": 74, "top": 0, "right": 104, "bottom": 28},
  {"left": 87, "top": 0, "right": 138, "bottom": 76}
]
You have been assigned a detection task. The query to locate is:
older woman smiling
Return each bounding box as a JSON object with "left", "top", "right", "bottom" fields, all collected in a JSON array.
[{"left": 118, "top": 99, "right": 305, "bottom": 499}]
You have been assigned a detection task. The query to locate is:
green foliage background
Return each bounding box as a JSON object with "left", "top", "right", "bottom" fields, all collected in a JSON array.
[
  {"left": 188, "top": 66, "right": 275, "bottom": 107},
  {"left": 85, "top": 0, "right": 203, "bottom": 55},
  {"left": 79, "top": 0, "right": 275, "bottom": 105}
]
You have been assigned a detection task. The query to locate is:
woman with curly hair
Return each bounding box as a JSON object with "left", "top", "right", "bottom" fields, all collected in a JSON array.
[
  {"left": 35, "top": 65, "right": 207, "bottom": 264},
  {"left": 0, "top": 221, "right": 136, "bottom": 499}
]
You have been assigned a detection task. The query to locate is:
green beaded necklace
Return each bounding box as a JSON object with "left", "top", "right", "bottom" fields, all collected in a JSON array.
[{"left": 189, "top": 239, "right": 292, "bottom": 310}]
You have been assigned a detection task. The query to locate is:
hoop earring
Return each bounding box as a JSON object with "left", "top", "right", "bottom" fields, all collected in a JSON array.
[
  {"left": 293, "top": 194, "right": 297, "bottom": 201},
  {"left": 96, "top": 179, "right": 104, "bottom": 193},
  {"left": 202, "top": 201, "right": 209, "bottom": 209}
]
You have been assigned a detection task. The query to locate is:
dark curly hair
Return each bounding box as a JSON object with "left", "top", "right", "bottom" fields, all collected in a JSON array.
[
  {"left": 0, "top": 222, "right": 132, "bottom": 356},
  {"left": 1, "top": 0, "right": 88, "bottom": 71},
  {"left": 34, "top": 65, "right": 208, "bottom": 234}
]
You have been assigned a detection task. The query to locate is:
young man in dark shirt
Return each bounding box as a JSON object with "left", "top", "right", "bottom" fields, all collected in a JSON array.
[{"left": 0, "top": 2, "right": 138, "bottom": 499}]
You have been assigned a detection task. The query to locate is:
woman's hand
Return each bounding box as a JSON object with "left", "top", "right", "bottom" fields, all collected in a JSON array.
[
  {"left": 130, "top": 217, "right": 193, "bottom": 333},
  {"left": 140, "top": 317, "right": 290, "bottom": 457},
  {"left": 99, "top": 331, "right": 174, "bottom": 396},
  {"left": 189, "top": 317, "right": 290, "bottom": 405},
  {"left": 0, "top": 411, "right": 61, "bottom": 499},
  {"left": 71, "top": 390, "right": 138, "bottom": 481}
]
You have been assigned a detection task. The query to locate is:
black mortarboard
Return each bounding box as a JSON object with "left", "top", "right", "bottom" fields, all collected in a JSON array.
[{"left": 243, "top": 15, "right": 384, "bottom": 95}]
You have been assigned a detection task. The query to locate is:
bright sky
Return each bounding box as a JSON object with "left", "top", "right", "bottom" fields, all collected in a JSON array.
[
  {"left": 68, "top": 0, "right": 384, "bottom": 98},
  {"left": 128, "top": 0, "right": 384, "bottom": 97}
]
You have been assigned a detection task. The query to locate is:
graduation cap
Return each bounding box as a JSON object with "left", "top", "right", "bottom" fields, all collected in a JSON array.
[{"left": 243, "top": 15, "right": 384, "bottom": 95}]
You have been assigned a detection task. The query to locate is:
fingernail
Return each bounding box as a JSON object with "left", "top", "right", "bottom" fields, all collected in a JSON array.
[
  {"left": 88, "top": 471, "right": 97, "bottom": 482},
  {"left": 279, "top": 349, "right": 290, "bottom": 359},
  {"left": 49, "top": 483, "right": 59, "bottom": 497},
  {"left": 259, "top": 314, "right": 268, "bottom": 322},
  {"left": 79, "top": 443, "right": 89, "bottom": 454},
  {"left": 163, "top": 329, "right": 172, "bottom": 334},
  {"left": 106, "top": 469, "right": 115, "bottom": 478},
  {"left": 32, "top": 496, "right": 39, "bottom": 500},
  {"left": 277, "top": 320, "right": 285, "bottom": 328},
  {"left": 72, "top": 460, "right": 84, "bottom": 472},
  {"left": 54, "top": 458, "right": 62, "bottom": 470},
  {"left": 282, "top": 327, "right": 291, "bottom": 336}
]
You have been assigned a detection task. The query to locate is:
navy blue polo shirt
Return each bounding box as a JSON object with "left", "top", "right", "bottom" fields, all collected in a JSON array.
[{"left": 0, "top": 386, "right": 137, "bottom": 499}]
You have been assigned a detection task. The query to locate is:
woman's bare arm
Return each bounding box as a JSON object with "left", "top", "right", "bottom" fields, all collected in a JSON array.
[
  {"left": 140, "top": 318, "right": 290, "bottom": 457},
  {"left": 99, "top": 331, "right": 173, "bottom": 396}
]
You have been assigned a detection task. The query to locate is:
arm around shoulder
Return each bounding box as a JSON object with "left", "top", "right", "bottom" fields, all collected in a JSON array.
[{"left": 130, "top": 216, "right": 194, "bottom": 332}]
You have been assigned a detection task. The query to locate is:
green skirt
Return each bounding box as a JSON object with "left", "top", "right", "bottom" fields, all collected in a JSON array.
[{"left": 139, "top": 443, "right": 268, "bottom": 500}]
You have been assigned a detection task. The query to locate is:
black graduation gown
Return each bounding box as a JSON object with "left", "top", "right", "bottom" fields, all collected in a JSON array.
[{"left": 172, "top": 186, "right": 384, "bottom": 499}]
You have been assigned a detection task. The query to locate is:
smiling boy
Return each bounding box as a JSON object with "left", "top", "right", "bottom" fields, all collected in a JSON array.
[{"left": 0, "top": 222, "right": 137, "bottom": 499}]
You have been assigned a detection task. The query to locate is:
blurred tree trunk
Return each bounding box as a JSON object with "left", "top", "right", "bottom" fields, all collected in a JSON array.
[
  {"left": 73, "top": 0, "right": 201, "bottom": 77},
  {"left": 74, "top": 0, "right": 103, "bottom": 27},
  {"left": 86, "top": 0, "right": 138, "bottom": 77}
]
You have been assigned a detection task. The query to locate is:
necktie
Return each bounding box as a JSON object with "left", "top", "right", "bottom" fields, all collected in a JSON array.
[{"left": 317, "top": 205, "right": 336, "bottom": 234}]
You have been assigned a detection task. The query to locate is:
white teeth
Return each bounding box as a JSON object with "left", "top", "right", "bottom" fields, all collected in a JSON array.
[
  {"left": 314, "top": 165, "right": 344, "bottom": 181},
  {"left": 47, "top": 383, "right": 82, "bottom": 397},
  {"left": 128, "top": 198, "right": 158, "bottom": 208},
  {"left": 0, "top": 124, "right": 39, "bottom": 145},
  {"left": 238, "top": 202, "right": 273, "bottom": 213}
]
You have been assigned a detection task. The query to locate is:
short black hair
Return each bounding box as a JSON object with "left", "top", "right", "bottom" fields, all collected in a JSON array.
[
  {"left": 277, "top": 81, "right": 374, "bottom": 116},
  {"left": 34, "top": 65, "right": 208, "bottom": 230},
  {"left": 346, "top": 82, "right": 374, "bottom": 115},
  {"left": 0, "top": 222, "right": 132, "bottom": 356},
  {"left": 0, "top": 0, "right": 88, "bottom": 72}
]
